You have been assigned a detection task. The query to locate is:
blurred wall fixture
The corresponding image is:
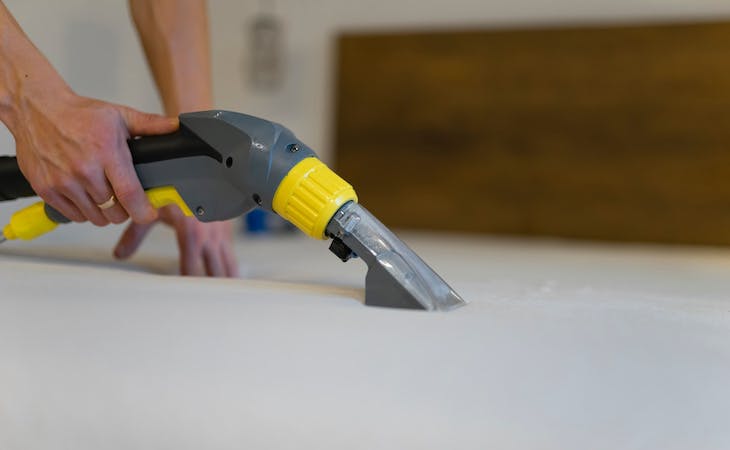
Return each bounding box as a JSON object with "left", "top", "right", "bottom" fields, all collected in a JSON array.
[{"left": 247, "top": 1, "right": 284, "bottom": 91}]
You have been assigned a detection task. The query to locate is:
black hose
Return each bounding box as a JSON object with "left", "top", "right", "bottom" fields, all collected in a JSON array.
[{"left": 0, "top": 156, "right": 35, "bottom": 201}]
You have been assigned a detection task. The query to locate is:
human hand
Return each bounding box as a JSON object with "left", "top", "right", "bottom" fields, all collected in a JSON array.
[
  {"left": 113, "top": 204, "right": 238, "bottom": 277},
  {"left": 10, "top": 90, "right": 178, "bottom": 226}
]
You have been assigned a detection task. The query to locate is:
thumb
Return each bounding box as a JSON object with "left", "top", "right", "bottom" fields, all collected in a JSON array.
[
  {"left": 118, "top": 106, "right": 179, "bottom": 137},
  {"left": 114, "top": 221, "right": 156, "bottom": 259}
]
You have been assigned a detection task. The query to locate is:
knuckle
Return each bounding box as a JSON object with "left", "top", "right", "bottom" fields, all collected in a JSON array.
[
  {"left": 136, "top": 212, "right": 157, "bottom": 225},
  {"left": 88, "top": 102, "right": 115, "bottom": 120},
  {"left": 114, "top": 185, "right": 139, "bottom": 205},
  {"left": 68, "top": 210, "right": 86, "bottom": 223},
  {"left": 51, "top": 176, "right": 75, "bottom": 193},
  {"left": 89, "top": 215, "right": 108, "bottom": 227},
  {"left": 109, "top": 212, "right": 128, "bottom": 225},
  {"left": 34, "top": 184, "right": 54, "bottom": 200},
  {"left": 72, "top": 161, "right": 96, "bottom": 180}
]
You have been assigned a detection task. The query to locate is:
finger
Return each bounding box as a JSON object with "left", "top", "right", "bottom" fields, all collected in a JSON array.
[
  {"left": 203, "top": 246, "right": 226, "bottom": 277},
  {"left": 222, "top": 244, "right": 238, "bottom": 277},
  {"left": 100, "top": 202, "right": 129, "bottom": 225},
  {"left": 105, "top": 146, "right": 157, "bottom": 224},
  {"left": 30, "top": 178, "right": 85, "bottom": 223},
  {"left": 174, "top": 219, "right": 204, "bottom": 276},
  {"left": 117, "top": 106, "right": 179, "bottom": 136},
  {"left": 81, "top": 170, "right": 128, "bottom": 225},
  {"left": 44, "top": 192, "right": 85, "bottom": 223},
  {"left": 106, "top": 106, "right": 176, "bottom": 224},
  {"left": 57, "top": 182, "right": 109, "bottom": 226},
  {"left": 113, "top": 221, "right": 155, "bottom": 259}
]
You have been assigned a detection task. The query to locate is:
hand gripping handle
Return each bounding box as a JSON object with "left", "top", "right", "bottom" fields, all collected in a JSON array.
[
  {"left": 0, "top": 126, "right": 212, "bottom": 202},
  {"left": 0, "top": 130, "right": 204, "bottom": 241}
]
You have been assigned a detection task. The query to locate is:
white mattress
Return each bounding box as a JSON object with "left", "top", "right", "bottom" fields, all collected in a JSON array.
[{"left": 2, "top": 217, "right": 730, "bottom": 450}]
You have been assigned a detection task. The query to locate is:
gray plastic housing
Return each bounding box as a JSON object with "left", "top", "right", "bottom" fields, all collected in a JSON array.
[
  {"left": 130, "top": 111, "right": 467, "bottom": 311},
  {"left": 133, "top": 110, "right": 314, "bottom": 221}
]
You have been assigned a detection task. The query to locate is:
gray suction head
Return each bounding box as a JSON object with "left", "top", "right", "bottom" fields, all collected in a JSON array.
[{"left": 326, "top": 202, "right": 466, "bottom": 311}]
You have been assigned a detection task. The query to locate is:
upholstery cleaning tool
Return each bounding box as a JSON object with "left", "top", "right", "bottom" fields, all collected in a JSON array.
[{"left": 0, "top": 111, "right": 466, "bottom": 311}]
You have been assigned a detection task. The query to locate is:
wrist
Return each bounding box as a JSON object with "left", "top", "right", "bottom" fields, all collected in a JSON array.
[
  {"left": 0, "top": 7, "right": 73, "bottom": 131},
  {"left": 0, "top": 63, "right": 74, "bottom": 133},
  {"left": 165, "top": 97, "right": 214, "bottom": 117}
]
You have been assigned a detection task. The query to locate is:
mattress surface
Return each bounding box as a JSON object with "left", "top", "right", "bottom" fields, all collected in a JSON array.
[{"left": 1, "top": 218, "right": 730, "bottom": 450}]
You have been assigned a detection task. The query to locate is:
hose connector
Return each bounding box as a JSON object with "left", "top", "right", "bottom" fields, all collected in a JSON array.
[
  {"left": 2, "top": 201, "right": 58, "bottom": 241},
  {"left": 272, "top": 157, "right": 357, "bottom": 239}
]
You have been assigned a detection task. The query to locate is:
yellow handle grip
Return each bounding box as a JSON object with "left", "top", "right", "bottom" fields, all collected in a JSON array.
[
  {"left": 1, "top": 186, "right": 192, "bottom": 242},
  {"left": 145, "top": 186, "right": 194, "bottom": 217}
]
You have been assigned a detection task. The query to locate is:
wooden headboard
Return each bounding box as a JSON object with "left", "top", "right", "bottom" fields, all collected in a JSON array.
[{"left": 333, "top": 21, "right": 730, "bottom": 245}]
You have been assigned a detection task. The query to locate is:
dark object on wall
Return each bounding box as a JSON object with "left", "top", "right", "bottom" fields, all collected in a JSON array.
[{"left": 333, "top": 21, "right": 730, "bottom": 245}]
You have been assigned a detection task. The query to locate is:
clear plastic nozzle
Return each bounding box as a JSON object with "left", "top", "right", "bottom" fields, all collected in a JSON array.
[{"left": 326, "top": 202, "right": 466, "bottom": 311}]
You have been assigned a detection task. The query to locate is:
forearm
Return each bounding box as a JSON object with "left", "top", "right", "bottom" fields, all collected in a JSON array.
[
  {"left": 129, "top": 0, "right": 213, "bottom": 116},
  {"left": 0, "top": 1, "right": 72, "bottom": 132},
  {"left": 0, "top": 2, "right": 176, "bottom": 227},
  {"left": 127, "top": 0, "right": 236, "bottom": 277}
]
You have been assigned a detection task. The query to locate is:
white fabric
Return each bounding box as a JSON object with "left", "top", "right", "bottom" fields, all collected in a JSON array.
[{"left": 1, "top": 223, "right": 730, "bottom": 449}]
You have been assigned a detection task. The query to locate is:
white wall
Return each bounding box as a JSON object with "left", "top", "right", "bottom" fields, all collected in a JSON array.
[
  {"left": 211, "top": 0, "right": 730, "bottom": 162},
  {"left": 1, "top": 0, "right": 729, "bottom": 244},
  {"left": 0, "top": 1, "right": 158, "bottom": 155},
  {"left": 4, "top": 0, "right": 730, "bottom": 162}
]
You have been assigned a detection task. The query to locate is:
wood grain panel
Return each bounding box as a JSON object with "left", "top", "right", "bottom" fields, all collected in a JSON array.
[{"left": 333, "top": 22, "right": 730, "bottom": 245}]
